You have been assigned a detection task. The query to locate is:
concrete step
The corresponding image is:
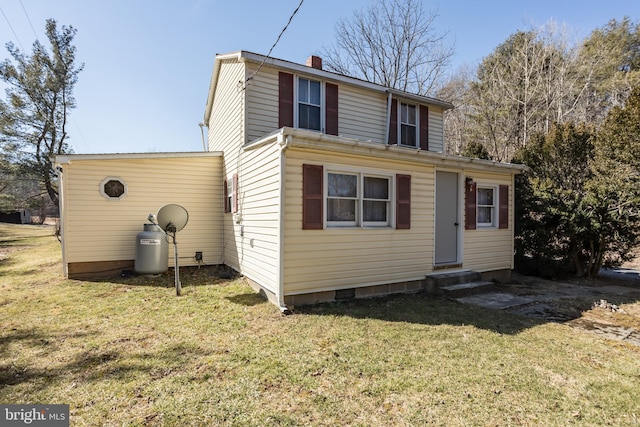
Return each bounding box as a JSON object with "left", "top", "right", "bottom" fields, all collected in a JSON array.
[
  {"left": 425, "top": 270, "right": 482, "bottom": 294},
  {"left": 439, "top": 281, "right": 496, "bottom": 298}
]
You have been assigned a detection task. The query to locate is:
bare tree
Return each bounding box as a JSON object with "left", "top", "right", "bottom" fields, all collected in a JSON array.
[
  {"left": 321, "top": 0, "right": 454, "bottom": 96},
  {"left": 436, "top": 65, "right": 475, "bottom": 155}
]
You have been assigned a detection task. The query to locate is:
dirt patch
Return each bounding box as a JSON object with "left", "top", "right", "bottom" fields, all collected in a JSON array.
[{"left": 500, "top": 272, "right": 640, "bottom": 346}]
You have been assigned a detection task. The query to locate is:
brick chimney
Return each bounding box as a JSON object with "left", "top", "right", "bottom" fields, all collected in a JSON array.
[{"left": 306, "top": 55, "right": 323, "bottom": 70}]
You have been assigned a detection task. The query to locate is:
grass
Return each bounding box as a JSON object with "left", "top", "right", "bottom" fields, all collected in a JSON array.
[{"left": 1, "top": 223, "right": 639, "bottom": 426}]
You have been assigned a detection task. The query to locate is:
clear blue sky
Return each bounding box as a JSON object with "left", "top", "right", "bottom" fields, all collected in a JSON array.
[{"left": 1, "top": 0, "right": 638, "bottom": 154}]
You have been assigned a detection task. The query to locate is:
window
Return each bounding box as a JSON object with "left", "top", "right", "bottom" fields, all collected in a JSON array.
[
  {"left": 477, "top": 186, "right": 496, "bottom": 227},
  {"left": 400, "top": 102, "right": 417, "bottom": 147},
  {"left": 100, "top": 177, "right": 127, "bottom": 200},
  {"left": 298, "top": 77, "right": 321, "bottom": 131},
  {"left": 279, "top": 72, "right": 339, "bottom": 135},
  {"left": 465, "top": 181, "right": 509, "bottom": 230},
  {"left": 326, "top": 171, "right": 390, "bottom": 227},
  {"left": 388, "top": 99, "right": 428, "bottom": 150},
  {"left": 303, "top": 165, "right": 410, "bottom": 230}
]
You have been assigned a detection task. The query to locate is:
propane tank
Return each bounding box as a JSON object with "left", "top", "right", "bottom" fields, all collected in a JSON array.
[{"left": 135, "top": 223, "right": 168, "bottom": 274}]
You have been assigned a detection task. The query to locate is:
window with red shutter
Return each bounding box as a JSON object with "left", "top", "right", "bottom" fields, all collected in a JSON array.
[
  {"left": 419, "top": 105, "right": 429, "bottom": 150},
  {"left": 223, "top": 179, "right": 229, "bottom": 213},
  {"left": 499, "top": 184, "right": 509, "bottom": 229},
  {"left": 396, "top": 174, "right": 411, "bottom": 229},
  {"left": 303, "top": 164, "right": 323, "bottom": 229},
  {"left": 325, "top": 82, "right": 339, "bottom": 135},
  {"left": 388, "top": 99, "right": 398, "bottom": 145},
  {"left": 279, "top": 72, "right": 294, "bottom": 128},
  {"left": 465, "top": 181, "right": 477, "bottom": 230}
]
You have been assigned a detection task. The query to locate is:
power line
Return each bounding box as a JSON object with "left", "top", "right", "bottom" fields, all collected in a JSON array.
[
  {"left": 19, "top": 0, "right": 39, "bottom": 41},
  {"left": 0, "top": 5, "right": 26, "bottom": 51},
  {"left": 243, "top": 0, "right": 305, "bottom": 89}
]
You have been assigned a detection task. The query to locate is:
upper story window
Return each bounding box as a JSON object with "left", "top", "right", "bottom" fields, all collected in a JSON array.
[
  {"left": 298, "top": 78, "right": 322, "bottom": 131},
  {"left": 388, "top": 98, "right": 428, "bottom": 150},
  {"left": 279, "top": 72, "right": 338, "bottom": 136},
  {"left": 400, "top": 103, "right": 417, "bottom": 147}
]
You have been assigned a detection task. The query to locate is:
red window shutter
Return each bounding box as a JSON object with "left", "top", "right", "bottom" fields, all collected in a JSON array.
[
  {"left": 232, "top": 173, "right": 238, "bottom": 214},
  {"left": 303, "top": 164, "right": 323, "bottom": 229},
  {"left": 223, "top": 179, "right": 229, "bottom": 213},
  {"left": 325, "top": 82, "right": 339, "bottom": 135},
  {"left": 499, "top": 184, "right": 509, "bottom": 229},
  {"left": 388, "top": 98, "right": 398, "bottom": 145},
  {"left": 419, "top": 105, "right": 429, "bottom": 150},
  {"left": 279, "top": 72, "right": 294, "bottom": 128},
  {"left": 396, "top": 174, "right": 411, "bottom": 229},
  {"left": 465, "top": 181, "right": 477, "bottom": 230}
]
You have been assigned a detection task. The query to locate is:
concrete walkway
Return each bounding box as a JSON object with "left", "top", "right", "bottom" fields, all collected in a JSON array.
[{"left": 453, "top": 270, "right": 640, "bottom": 346}]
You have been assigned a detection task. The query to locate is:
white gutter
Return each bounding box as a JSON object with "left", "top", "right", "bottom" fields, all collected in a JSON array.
[
  {"left": 53, "top": 151, "right": 222, "bottom": 165},
  {"left": 282, "top": 127, "right": 528, "bottom": 174}
]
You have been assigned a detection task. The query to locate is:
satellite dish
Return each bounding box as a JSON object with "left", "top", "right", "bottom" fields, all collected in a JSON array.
[
  {"left": 148, "top": 204, "right": 189, "bottom": 296},
  {"left": 156, "top": 204, "right": 189, "bottom": 233}
]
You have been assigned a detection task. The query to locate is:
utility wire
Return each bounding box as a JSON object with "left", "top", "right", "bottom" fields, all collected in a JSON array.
[
  {"left": 0, "top": 5, "right": 25, "bottom": 51},
  {"left": 19, "top": 0, "right": 39, "bottom": 41},
  {"left": 243, "top": 0, "right": 304, "bottom": 89}
]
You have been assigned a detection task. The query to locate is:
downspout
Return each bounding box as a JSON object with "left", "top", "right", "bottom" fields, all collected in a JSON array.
[
  {"left": 52, "top": 160, "right": 68, "bottom": 277},
  {"left": 198, "top": 122, "right": 208, "bottom": 152},
  {"left": 511, "top": 173, "right": 515, "bottom": 271},
  {"left": 277, "top": 132, "right": 293, "bottom": 314},
  {"left": 384, "top": 91, "right": 392, "bottom": 145}
]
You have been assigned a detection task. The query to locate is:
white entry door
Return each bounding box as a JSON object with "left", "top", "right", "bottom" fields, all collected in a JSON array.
[{"left": 435, "top": 171, "right": 459, "bottom": 265}]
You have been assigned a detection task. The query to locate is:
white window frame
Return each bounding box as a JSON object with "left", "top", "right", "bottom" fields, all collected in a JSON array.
[
  {"left": 398, "top": 101, "right": 418, "bottom": 148},
  {"left": 477, "top": 185, "right": 497, "bottom": 228},
  {"left": 99, "top": 176, "right": 127, "bottom": 200},
  {"left": 325, "top": 167, "right": 392, "bottom": 228},
  {"left": 295, "top": 76, "right": 324, "bottom": 132}
]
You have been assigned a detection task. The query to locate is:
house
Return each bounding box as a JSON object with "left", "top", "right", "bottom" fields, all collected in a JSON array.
[{"left": 54, "top": 50, "right": 525, "bottom": 310}]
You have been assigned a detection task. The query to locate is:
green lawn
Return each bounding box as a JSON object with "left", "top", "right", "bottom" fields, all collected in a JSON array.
[{"left": 1, "top": 223, "right": 639, "bottom": 426}]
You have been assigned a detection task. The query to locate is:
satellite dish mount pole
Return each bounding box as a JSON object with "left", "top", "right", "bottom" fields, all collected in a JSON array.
[
  {"left": 150, "top": 204, "right": 188, "bottom": 297},
  {"left": 167, "top": 223, "right": 181, "bottom": 296}
]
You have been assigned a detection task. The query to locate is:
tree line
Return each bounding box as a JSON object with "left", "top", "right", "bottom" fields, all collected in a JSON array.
[
  {"left": 440, "top": 17, "right": 640, "bottom": 161},
  {"left": 436, "top": 17, "right": 640, "bottom": 278}
]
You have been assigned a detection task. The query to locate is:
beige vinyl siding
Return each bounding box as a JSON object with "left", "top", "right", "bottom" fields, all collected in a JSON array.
[
  {"left": 209, "top": 59, "right": 249, "bottom": 270},
  {"left": 228, "top": 141, "right": 282, "bottom": 293},
  {"left": 244, "top": 63, "right": 388, "bottom": 144},
  {"left": 245, "top": 64, "right": 279, "bottom": 142},
  {"left": 208, "top": 59, "right": 245, "bottom": 167},
  {"left": 428, "top": 107, "right": 445, "bottom": 153},
  {"left": 337, "top": 85, "right": 387, "bottom": 142},
  {"left": 283, "top": 148, "right": 435, "bottom": 295},
  {"left": 463, "top": 171, "right": 514, "bottom": 272},
  {"left": 62, "top": 156, "right": 222, "bottom": 268}
]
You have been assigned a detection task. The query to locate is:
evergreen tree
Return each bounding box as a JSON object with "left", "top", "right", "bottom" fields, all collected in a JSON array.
[{"left": 0, "top": 19, "right": 83, "bottom": 207}]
